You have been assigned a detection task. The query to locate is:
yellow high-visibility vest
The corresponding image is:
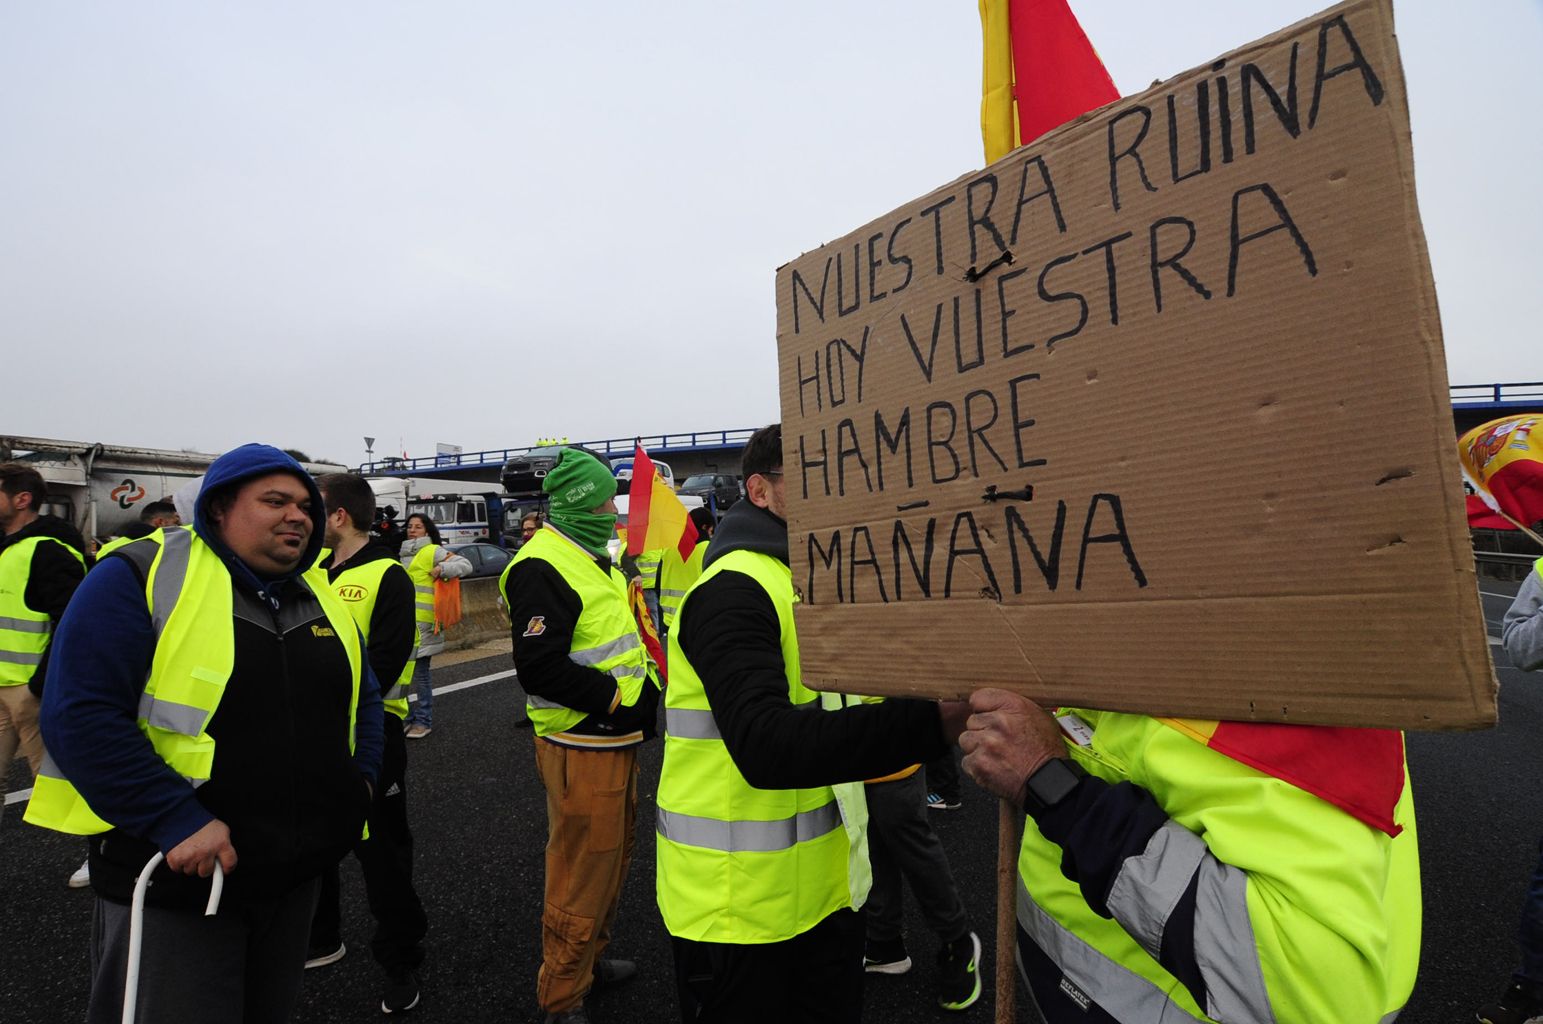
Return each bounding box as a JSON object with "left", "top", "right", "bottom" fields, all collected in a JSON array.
[
  {"left": 655, "top": 548, "right": 870, "bottom": 943},
  {"left": 499, "top": 527, "right": 653, "bottom": 745},
  {"left": 656, "top": 540, "right": 708, "bottom": 633},
  {"left": 25, "top": 528, "right": 362, "bottom": 835},
  {"left": 405, "top": 543, "right": 441, "bottom": 631},
  {"left": 331, "top": 551, "right": 416, "bottom": 720},
  {"left": 0, "top": 535, "right": 85, "bottom": 687}
]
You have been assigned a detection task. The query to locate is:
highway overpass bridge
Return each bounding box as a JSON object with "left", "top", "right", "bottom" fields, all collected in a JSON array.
[{"left": 360, "top": 382, "right": 1543, "bottom": 484}]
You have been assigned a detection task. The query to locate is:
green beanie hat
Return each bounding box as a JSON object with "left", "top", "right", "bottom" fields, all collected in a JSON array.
[{"left": 543, "top": 448, "right": 617, "bottom": 512}]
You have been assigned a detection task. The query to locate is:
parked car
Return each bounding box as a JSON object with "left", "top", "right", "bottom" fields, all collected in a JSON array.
[
  {"left": 609, "top": 457, "right": 676, "bottom": 495},
  {"left": 677, "top": 473, "right": 742, "bottom": 513},
  {"left": 447, "top": 541, "right": 514, "bottom": 579},
  {"left": 500, "top": 445, "right": 567, "bottom": 496}
]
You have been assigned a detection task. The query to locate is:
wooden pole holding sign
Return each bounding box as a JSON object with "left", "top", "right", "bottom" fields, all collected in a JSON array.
[{"left": 995, "top": 799, "right": 1020, "bottom": 1023}]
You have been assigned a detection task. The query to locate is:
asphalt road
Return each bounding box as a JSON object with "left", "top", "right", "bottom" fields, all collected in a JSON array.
[{"left": 1, "top": 580, "right": 1538, "bottom": 1024}]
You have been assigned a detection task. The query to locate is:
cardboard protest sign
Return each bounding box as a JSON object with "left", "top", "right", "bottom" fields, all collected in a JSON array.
[{"left": 774, "top": 0, "right": 1496, "bottom": 729}]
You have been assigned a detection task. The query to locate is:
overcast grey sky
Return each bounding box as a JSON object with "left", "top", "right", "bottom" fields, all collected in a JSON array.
[{"left": 2, "top": 1, "right": 1537, "bottom": 466}]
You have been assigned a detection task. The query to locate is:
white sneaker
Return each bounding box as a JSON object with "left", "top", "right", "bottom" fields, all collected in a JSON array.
[{"left": 67, "top": 859, "right": 91, "bottom": 889}]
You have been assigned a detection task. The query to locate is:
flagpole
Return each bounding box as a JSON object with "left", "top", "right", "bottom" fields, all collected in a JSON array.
[{"left": 1498, "top": 511, "right": 1543, "bottom": 548}]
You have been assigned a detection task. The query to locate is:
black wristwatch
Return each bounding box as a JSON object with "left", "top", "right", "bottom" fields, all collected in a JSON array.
[{"left": 1020, "top": 757, "right": 1086, "bottom": 816}]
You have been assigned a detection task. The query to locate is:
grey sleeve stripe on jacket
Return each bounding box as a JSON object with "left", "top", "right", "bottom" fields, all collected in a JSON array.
[
  {"left": 1194, "top": 855, "right": 1276, "bottom": 1024},
  {"left": 1105, "top": 820, "right": 1208, "bottom": 960},
  {"left": 1104, "top": 820, "right": 1275, "bottom": 1024},
  {"left": 1502, "top": 569, "right": 1543, "bottom": 671}
]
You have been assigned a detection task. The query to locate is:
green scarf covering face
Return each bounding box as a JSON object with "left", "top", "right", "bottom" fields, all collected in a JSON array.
[{"left": 543, "top": 448, "right": 618, "bottom": 558}]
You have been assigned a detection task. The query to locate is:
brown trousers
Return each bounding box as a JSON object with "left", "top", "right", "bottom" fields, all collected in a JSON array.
[
  {"left": 533, "top": 740, "right": 639, "bottom": 1013},
  {"left": 0, "top": 683, "right": 43, "bottom": 816}
]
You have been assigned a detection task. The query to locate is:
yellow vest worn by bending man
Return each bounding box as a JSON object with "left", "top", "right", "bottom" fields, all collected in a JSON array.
[
  {"left": 1015, "top": 708, "right": 1419, "bottom": 1024},
  {"left": 656, "top": 547, "right": 870, "bottom": 944},
  {"left": 26, "top": 528, "right": 363, "bottom": 835}
]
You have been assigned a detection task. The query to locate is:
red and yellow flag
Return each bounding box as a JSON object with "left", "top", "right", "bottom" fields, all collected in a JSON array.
[
  {"left": 1459, "top": 415, "right": 1543, "bottom": 531},
  {"left": 979, "top": 0, "right": 1120, "bottom": 163},
  {"left": 1158, "top": 717, "right": 1406, "bottom": 836},
  {"left": 628, "top": 575, "right": 667, "bottom": 684},
  {"left": 625, "top": 445, "right": 698, "bottom": 561}
]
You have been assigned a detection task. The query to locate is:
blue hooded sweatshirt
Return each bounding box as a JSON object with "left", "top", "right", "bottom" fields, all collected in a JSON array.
[{"left": 39, "top": 444, "right": 383, "bottom": 906}]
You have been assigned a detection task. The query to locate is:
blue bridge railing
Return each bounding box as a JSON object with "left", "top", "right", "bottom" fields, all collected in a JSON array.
[
  {"left": 1449, "top": 381, "right": 1543, "bottom": 407},
  {"left": 362, "top": 383, "right": 1543, "bottom": 476},
  {"left": 360, "top": 429, "right": 759, "bottom": 476}
]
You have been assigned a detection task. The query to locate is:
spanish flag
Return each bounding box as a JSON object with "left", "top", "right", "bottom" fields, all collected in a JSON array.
[
  {"left": 625, "top": 445, "right": 698, "bottom": 561},
  {"left": 1459, "top": 415, "right": 1543, "bottom": 532},
  {"left": 980, "top": 0, "right": 1120, "bottom": 164},
  {"left": 1159, "top": 717, "right": 1406, "bottom": 836}
]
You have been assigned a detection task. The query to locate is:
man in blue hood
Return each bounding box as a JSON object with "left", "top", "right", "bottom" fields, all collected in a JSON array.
[{"left": 28, "top": 443, "right": 383, "bottom": 1024}]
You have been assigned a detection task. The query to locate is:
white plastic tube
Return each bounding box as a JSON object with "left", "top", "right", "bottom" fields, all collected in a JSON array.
[{"left": 122, "top": 854, "right": 225, "bottom": 1024}]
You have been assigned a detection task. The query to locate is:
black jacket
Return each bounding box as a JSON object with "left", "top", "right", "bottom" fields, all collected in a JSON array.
[
  {"left": 677, "top": 500, "right": 946, "bottom": 787},
  {"left": 0, "top": 514, "right": 88, "bottom": 696}
]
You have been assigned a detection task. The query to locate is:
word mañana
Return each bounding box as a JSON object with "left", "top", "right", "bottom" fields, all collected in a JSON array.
[{"left": 802, "top": 495, "right": 1147, "bottom": 605}]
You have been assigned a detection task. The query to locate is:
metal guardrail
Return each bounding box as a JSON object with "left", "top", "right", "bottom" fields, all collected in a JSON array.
[
  {"left": 1475, "top": 550, "right": 1537, "bottom": 567},
  {"left": 359, "top": 383, "right": 1543, "bottom": 476},
  {"left": 1450, "top": 382, "right": 1543, "bottom": 406},
  {"left": 360, "top": 429, "right": 759, "bottom": 476}
]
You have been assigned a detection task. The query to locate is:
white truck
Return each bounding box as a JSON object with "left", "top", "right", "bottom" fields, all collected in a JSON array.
[
  {"left": 0, "top": 435, "right": 345, "bottom": 541},
  {"left": 364, "top": 476, "right": 516, "bottom": 546}
]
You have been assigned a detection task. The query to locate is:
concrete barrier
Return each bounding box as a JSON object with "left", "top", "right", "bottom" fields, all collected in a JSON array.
[{"left": 441, "top": 576, "right": 512, "bottom": 651}]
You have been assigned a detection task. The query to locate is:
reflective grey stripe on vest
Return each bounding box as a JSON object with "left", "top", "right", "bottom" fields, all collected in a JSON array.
[
  {"left": 1106, "top": 820, "right": 1208, "bottom": 961},
  {"left": 1016, "top": 876, "right": 1187, "bottom": 1020},
  {"left": 1380, "top": 1009, "right": 1402, "bottom": 1024},
  {"left": 666, "top": 707, "right": 720, "bottom": 740},
  {"left": 39, "top": 747, "right": 207, "bottom": 791},
  {"left": 656, "top": 801, "right": 842, "bottom": 854},
  {"left": 384, "top": 682, "right": 411, "bottom": 701},
  {"left": 571, "top": 633, "right": 640, "bottom": 667},
  {"left": 528, "top": 695, "right": 569, "bottom": 711},
  {"left": 607, "top": 663, "right": 647, "bottom": 683},
  {"left": 137, "top": 691, "right": 209, "bottom": 737},
  {"left": 0, "top": 615, "right": 49, "bottom": 633},
  {"left": 666, "top": 699, "right": 815, "bottom": 741},
  {"left": 150, "top": 529, "right": 194, "bottom": 638},
  {"left": 0, "top": 649, "right": 42, "bottom": 665},
  {"left": 414, "top": 584, "right": 434, "bottom": 611}
]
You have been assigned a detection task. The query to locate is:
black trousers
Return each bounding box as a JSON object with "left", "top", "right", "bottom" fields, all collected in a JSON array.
[
  {"left": 924, "top": 750, "right": 961, "bottom": 804},
  {"left": 672, "top": 908, "right": 864, "bottom": 1023},
  {"left": 311, "top": 713, "right": 428, "bottom": 972}
]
